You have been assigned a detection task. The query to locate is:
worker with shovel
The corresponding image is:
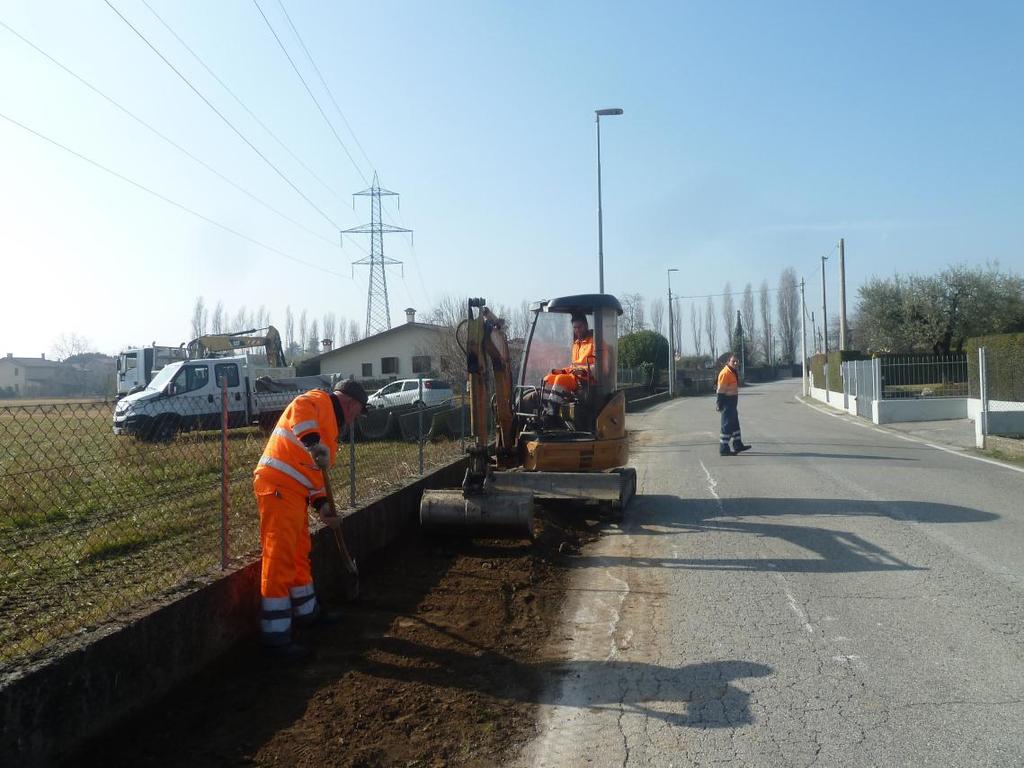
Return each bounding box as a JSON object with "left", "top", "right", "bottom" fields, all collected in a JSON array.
[{"left": 253, "top": 379, "right": 368, "bottom": 659}]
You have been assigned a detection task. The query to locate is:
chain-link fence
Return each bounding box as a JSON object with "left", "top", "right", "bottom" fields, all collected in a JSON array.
[
  {"left": 973, "top": 345, "right": 1024, "bottom": 443},
  {"left": 0, "top": 386, "right": 467, "bottom": 669}
]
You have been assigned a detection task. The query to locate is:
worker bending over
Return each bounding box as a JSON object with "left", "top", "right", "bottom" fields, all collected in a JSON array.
[
  {"left": 253, "top": 379, "right": 368, "bottom": 659},
  {"left": 542, "top": 313, "right": 596, "bottom": 415},
  {"left": 716, "top": 353, "right": 751, "bottom": 456}
]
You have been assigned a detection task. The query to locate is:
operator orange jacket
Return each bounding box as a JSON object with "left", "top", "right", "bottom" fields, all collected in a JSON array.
[{"left": 254, "top": 389, "right": 339, "bottom": 503}]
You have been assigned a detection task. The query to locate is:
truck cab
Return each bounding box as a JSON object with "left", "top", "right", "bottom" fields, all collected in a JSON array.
[
  {"left": 116, "top": 346, "right": 187, "bottom": 396},
  {"left": 114, "top": 357, "right": 251, "bottom": 440}
]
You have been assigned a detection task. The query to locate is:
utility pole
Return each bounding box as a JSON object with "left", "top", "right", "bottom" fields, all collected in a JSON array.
[
  {"left": 667, "top": 268, "right": 678, "bottom": 396},
  {"left": 800, "top": 278, "right": 807, "bottom": 395},
  {"left": 341, "top": 173, "right": 412, "bottom": 337},
  {"left": 838, "top": 237, "right": 848, "bottom": 351},
  {"left": 821, "top": 254, "right": 829, "bottom": 355},
  {"left": 810, "top": 311, "right": 817, "bottom": 354}
]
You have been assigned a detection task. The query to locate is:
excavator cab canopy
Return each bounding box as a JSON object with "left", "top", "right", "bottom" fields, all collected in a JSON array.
[{"left": 520, "top": 293, "right": 622, "bottom": 404}]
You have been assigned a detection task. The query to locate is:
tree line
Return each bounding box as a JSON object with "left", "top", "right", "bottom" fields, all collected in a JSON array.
[{"left": 617, "top": 267, "right": 802, "bottom": 367}]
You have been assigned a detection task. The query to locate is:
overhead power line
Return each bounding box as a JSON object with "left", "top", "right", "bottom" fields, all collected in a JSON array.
[
  {"left": 139, "top": 0, "right": 343, "bottom": 202},
  {"left": 672, "top": 286, "right": 787, "bottom": 301},
  {"left": 0, "top": 110, "right": 348, "bottom": 278},
  {"left": 252, "top": 0, "right": 369, "bottom": 187},
  {"left": 104, "top": 0, "right": 343, "bottom": 231},
  {"left": 0, "top": 19, "right": 341, "bottom": 251},
  {"left": 275, "top": 0, "right": 375, "bottom": 177}
]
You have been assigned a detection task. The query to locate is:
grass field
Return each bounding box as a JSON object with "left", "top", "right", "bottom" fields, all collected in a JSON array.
[{"left": 0, "top": 400, "right": 464, "bottom": 667}]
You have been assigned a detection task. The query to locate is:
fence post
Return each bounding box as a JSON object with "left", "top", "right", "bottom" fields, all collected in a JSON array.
[
  {"left": 417, "top": 375, "right": 425, "bottom": 475},
  {"left": 977, "top": 346, "right": 988, "bottom": 449},
  {"left": 348, "top": 413, "right": 356, "bottom": 507},
  {"left": 220, "top": 376, "right": 229, "bottom": 569}
]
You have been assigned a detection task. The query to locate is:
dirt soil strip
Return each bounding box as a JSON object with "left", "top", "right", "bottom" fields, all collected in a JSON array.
[{"left": 67, "top": 509, "right": 601, "bottom": 768}]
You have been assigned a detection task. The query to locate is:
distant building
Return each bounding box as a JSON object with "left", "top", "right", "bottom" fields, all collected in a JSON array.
[
  {"left": 299, "top": 309, "right": 448, "bottom": 384},
  {"left": 0, "top": 353, "right": 63, "bottom": 396}
]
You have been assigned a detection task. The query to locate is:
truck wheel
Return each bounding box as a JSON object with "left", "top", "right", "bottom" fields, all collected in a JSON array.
[
  {"left": 258, "top": 412, "right": 279, "bottom": 435},
  {"left": 142, "top": 414, "right": 179, "bottom": 443}
]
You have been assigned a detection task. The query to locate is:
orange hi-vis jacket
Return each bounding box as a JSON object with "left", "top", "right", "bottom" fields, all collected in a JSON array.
[
  {"left": 717, "top": 364, "right": 739, "bottom": 397},
  {"left": 571, "top": 333, "right": 596, "bottom": 376},
  {"left": 255, "top": 389, "right": 339, "bottom": 503}
]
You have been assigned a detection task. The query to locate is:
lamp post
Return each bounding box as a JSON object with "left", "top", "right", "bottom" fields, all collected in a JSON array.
[
  {"left": 667, "top": 268, "right": 678, "bottom": 396},
  {"left": 595, "top": 107, "right": 623, "bottom": 293}
]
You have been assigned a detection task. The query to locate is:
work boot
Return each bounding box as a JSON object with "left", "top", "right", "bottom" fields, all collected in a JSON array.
[
  {"left": 732, "top": 442, "right": 752, "bottom": 454},
  {"left": 719, "top": 447, "right": 735, "bottom": 456},
  {"left": 263, "top": 641, "right": 311, "bottom": 662}
]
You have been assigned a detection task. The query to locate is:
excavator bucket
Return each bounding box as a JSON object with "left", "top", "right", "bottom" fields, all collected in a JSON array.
[{"left": 420, "top": 489, "right": 534, "bottom": 537}]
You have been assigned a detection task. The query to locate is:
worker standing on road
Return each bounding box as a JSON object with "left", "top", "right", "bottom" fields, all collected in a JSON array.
[
  {"left": 253, "top": 379, "right": 368, "bottom": 659},
  {"left": 716, "top": 353, "right": 751, "bottom": 456}
]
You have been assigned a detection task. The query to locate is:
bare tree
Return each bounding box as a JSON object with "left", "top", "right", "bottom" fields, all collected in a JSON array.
[
  {"left": 720, "top": 283, "right": 734, "bottom": 353},
  {"left": 52, "top": 333, "right": 93, "bottom": 361},
  {"left": 284, "top": 306, "right": 295, "bottom": 351},
  {"left": 690, "top": 302, "right": 703, "bottom": 357},
  {"left": 758, "top": 280, "right": 772, "bottom": 364},
  {"left": 510, "top": 300, "right": 532, "bottom": 342},
  {"left": 620, "top": 293, "right": 646, "bottom": 335},
  {"left": 336, "top": 315, "right": 348, "bottom": 345},
  {"left": 233, "top": 306, "right": 251, "bottom": 332},
  {"left": 704, "top": 297, "right": 718, "bottom": 360},
  {"left": 307, "top": 319, "right": 320, "bottom": 354},
  {"left": 650, "top": 298, "right": 665, "bottom": 337},
  {"left": 190, "top": 296, "right": 208, "bottom": 339},
  {"left": 348, "top": 319, "right": 360, "bottom": 342},
  {"left": 298, "top": 310, "right": 308, "bottom": 355},
  {"left": 741, "top": 283, "right": 756, "bottom": 363},
  {"left": 254, "top": 305, "right": 270, "bottom": 329},
  {"left": 777, "top": 267, "right": 799, "bottom": 363},
  {"left": 210, "top": 301, "right": 225, "bottom": 334},
  {"left": 321, "top": 312, "right": 337, "bottom": 344}
]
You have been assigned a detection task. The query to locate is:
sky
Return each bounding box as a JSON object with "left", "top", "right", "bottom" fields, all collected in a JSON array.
[{"left": 1, "top": 0, "right": 1022, "bottom": 357}]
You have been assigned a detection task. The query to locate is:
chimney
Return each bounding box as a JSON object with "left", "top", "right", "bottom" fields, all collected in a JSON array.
[
  {"left": 405, "top": 307, "right": 416, "bottom": 324},
  {"left": 321, "top": 338, "right": 333, "bottom": 351},
  {"left": 5, "top": 353, "right": 11, "bottom": 359},
  {"left": 41, "top": 353, "right": 45, "bottom": 360}
]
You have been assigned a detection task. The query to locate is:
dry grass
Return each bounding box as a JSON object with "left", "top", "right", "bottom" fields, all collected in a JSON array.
[{"left": 0, "top": 400, "right": 464, "bottom": 667}]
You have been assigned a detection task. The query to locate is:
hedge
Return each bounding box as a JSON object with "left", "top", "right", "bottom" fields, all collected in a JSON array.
[
  {"left": 966, "top": 333, "right": 1024, "bottom": 402},
  {"left": 809, "top": 351, "right": 866, "bottom": 393}
]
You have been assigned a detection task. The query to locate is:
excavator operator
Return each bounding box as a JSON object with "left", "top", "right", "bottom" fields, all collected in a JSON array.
[{"left": 541, "top": 313, "right": 595, "bottom": 416}]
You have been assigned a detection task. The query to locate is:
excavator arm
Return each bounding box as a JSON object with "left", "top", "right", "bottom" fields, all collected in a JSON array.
[{"left": 186, "top": 326, "right": 288, "bottom": 367}]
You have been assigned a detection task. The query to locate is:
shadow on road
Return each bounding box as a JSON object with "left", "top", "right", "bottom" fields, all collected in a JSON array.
[
  {"left": 554, "top": 495, "right": 997, "bottom": 574},
  {"left": 358, "top": 621, "right": 772, "bottom": 728}
]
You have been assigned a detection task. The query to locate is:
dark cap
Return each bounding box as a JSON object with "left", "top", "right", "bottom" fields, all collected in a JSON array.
[{"left": 333, "top": 379, "right": 369, "bottom": 413}]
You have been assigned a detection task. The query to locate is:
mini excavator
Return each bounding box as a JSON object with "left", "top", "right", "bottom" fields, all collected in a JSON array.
[{"left": 420, "top": 295, "right": 636, "bottom": 536}]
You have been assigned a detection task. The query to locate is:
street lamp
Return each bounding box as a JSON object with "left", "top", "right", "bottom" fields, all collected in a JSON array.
[
  {"left": 667, "top": 268, "right": 679, "bottom": 396},
  {"left": 595, "top": 107, "right": 624, "bottom": 293}
]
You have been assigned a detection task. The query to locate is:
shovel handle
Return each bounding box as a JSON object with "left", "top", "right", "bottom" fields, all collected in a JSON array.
[{"left": 321, "top": 468, "right": 359, "bottom": 576}]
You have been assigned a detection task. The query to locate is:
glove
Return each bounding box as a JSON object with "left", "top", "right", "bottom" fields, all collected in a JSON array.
[
  {"left": 309, "top": 442, "right": 330, "bottom": 469},
  {"left": 316, "top": 500, "right": 342, "bottom": 529}
]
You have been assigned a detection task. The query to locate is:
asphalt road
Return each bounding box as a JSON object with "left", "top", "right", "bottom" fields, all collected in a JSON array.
[{"left": 515, "top": 379, "right": 1024, "bottom": 767}]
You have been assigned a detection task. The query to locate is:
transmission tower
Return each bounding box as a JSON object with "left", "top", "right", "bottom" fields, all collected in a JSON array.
[{"left": 341, "top": 173, "right": 412, "bottom": 337}]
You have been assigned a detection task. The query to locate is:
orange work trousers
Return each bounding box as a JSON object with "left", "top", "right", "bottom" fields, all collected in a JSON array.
[{"left": 254, "top": 473, "right": 317, "bottom": 645}]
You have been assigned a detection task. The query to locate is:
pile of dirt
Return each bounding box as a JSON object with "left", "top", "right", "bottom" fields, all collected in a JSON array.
[{"left": 69, "top": 508, "right": 600, "bottom": 767}]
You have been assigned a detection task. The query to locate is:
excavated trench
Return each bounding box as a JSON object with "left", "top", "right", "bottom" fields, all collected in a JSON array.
[{"left": 68, "top": 507, "right": 602, "bottom": 767}]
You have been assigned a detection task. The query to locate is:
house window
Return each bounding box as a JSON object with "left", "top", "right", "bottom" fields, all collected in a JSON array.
[
  {"left": 13, "top": 368, "right": 18, "bottom": 377},
  {"left": 361, "top": 362, "right": 373, "bottom": 377},
  {"left": 381, "top": 357, "right": 399, "bottom": 375},
  {"left": 412, "top": 355, "right": 432, "bottom": 374}
]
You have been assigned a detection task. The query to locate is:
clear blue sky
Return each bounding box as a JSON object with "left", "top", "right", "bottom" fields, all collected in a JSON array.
[{"left": 2, "top": 0, "right": 1022, "bottom": 356}]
